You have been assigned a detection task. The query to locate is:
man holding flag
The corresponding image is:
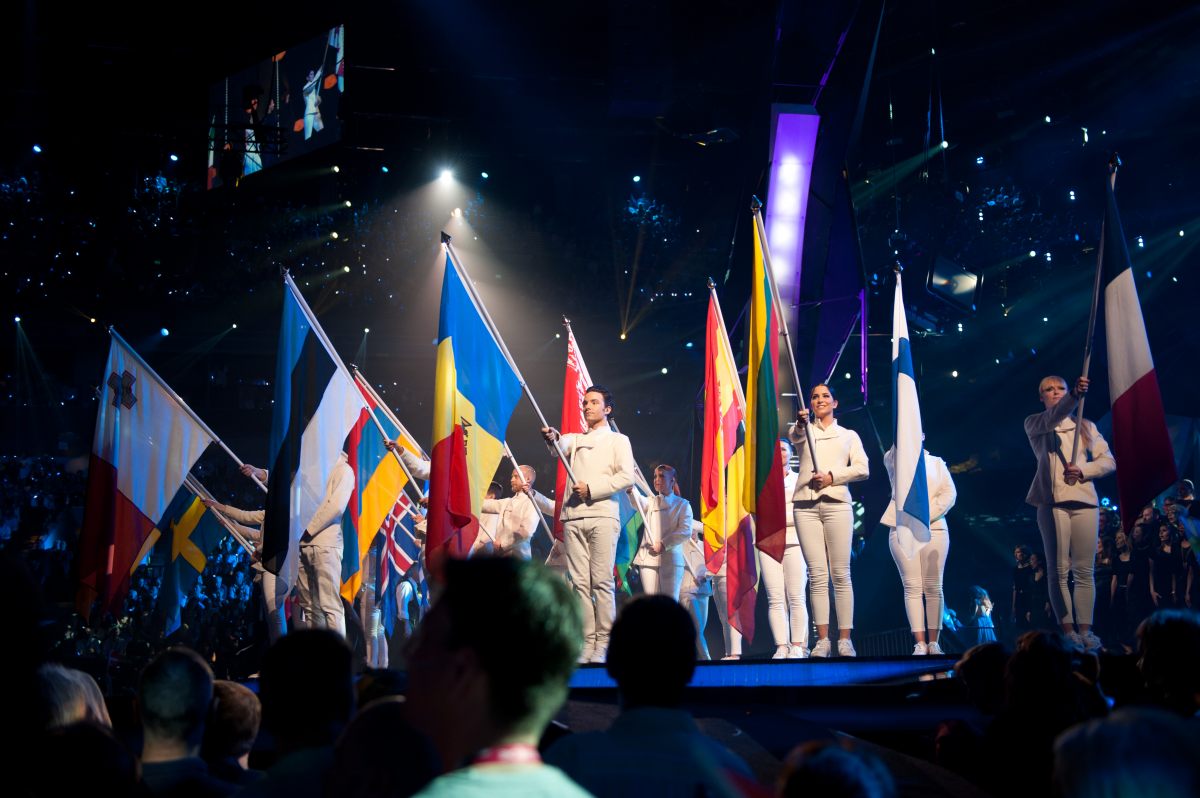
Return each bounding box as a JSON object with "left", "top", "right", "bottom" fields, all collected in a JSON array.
[{"left": 542, "top": 385, "right": 636, "bottom": 664}]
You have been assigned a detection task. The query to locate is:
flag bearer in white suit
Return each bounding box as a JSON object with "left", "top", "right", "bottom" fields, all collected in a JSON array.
[
  {"left": 542, "top": 385, "right": 637, "bottom": 664},
  {"left": 679, "top": 522, "right": 713, "bottom": 659},
  {"left": 789, "top": 383, "right": 870, "bottom": 658},
  {"left": 881, "top": 444, "right": 957, "bottom": 655},
  {"left": 1024, "top": 375, "right": 1115, "bottom": 653},
  {"left": 632, "top": 465, "right": 694, "bottom": 601},
  {"left": 480, "top": 466, "right": 544, "bottom": 559},
  {"left": 760, "top": 440, "right": 810, "bottom": 659}
]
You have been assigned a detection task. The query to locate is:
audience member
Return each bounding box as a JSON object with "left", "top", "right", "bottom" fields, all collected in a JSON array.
[
  {"left": 137, "top": 647, "right": 237, "bottom": 797},
  {"left": 31, "top": 721, "right": 147, "bottom": 797},
  {"left": 777, "top": 739, "right": 896, "bottom": 798},
  {"left": 327, "top": 696, "right": 441, "bottom": 798},
  {"left": 1053, "top": 708, "right": 1200, "bottom": 797},
  {"left": 35, "top": 662, "right": 112, "bottom": 729},
  {"left": 201, "top": 680, "right": 264, "bottom": 786},
  {"left": 545, "top": 595, "right": 753, "bottom": 797},
  {"left": 406, "top": 557, "right": 589, "bottom": 797},
  {"left": 239, "top": 630, "right": 355, "bottom": 798},
  {"left": 1136, "top": 608, "right": 1200, "bottom": 717}
]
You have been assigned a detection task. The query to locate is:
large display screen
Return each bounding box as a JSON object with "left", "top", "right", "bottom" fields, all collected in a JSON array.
[{"left": 208, "top": 24, "right": 344, "bottom": 189}]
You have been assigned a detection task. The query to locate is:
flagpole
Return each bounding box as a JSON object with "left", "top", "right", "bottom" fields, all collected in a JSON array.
[
  {"left": 501, "top": 441, "right": 557, "bottom": 545},
  {"left": 442, "top": 234, "right": 580, "bottom": 485},
  {"left": 749, "top": 199, "right": 820, "bottom": 473},
  {"left": 351, "top": 366, "right": 431, "bottom": 460},
  {"left": 108, "top": 327, "right": 268, "bottom": 495},
  {"left": 183, "top": 475, "right": 256, "bottom": 555},
  {"left": 1069, "top": 156, "right": 1121, "bottom": 475}
]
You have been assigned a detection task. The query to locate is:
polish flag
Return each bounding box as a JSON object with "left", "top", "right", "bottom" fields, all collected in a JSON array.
[
  {"left": 1101, "top": 173, "right": 1176, "bottom": 532},
  {"left": 77, "top": 331, "right": 214, "bottom": 620}
]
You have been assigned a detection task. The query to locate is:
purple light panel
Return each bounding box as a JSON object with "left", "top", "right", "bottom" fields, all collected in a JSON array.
[{"left": 765, "top": 106, "right": 820, "bottom": 313}]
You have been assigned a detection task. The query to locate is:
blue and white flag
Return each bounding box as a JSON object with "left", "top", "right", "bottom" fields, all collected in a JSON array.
[
  {"left": 261, "top": 274, "right": 365, "bottom": 595},
  {"left": 891, "top": 274, "right": 930, "bottom": 537}
]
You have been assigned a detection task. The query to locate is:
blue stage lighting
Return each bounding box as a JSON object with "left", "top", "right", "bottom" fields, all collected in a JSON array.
[
  {"left": 975, "top": 156, "right": 984, "bottom": 165},
  {"left": 32, "top": 144, "right": 42, "bottom": 154},
  {"left": 481, "top": 171, "right": 489, "bottom": 179},
  {"left": 160, "top": 328, "right": 169, "bottom": 337},
  {"left": 632, "top": 175, "right": 641, "bottom": 183},
  {"left": 169, "top": 154, "right": 179, "bottom": 162},
  {"left": 381, "top": 166, "right": 389, "bottom": 174}
]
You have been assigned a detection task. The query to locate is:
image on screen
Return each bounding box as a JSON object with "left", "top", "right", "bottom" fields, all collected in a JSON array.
[{"left": 208, "top": 24, "right": 344, "bottom": 189}]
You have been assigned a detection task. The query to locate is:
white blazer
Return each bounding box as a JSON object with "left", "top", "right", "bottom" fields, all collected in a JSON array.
[
  {"left": 632, "top": 492, "right": 694, "bottom": 568},
  {"left": 1024, "top": 393, "right": 1115, "bottom": 507},
  {"left": 787, "top": 420, "right": 869, "bottom": 503},
  {"left": 551, "top": 427, "right": 636, "bottom": 521},
  {"left": 480, "top": 493, "right": 542, "bottom": 559},
  {"left": 879, "top": 448, "right": 956, "bottom": 532}
]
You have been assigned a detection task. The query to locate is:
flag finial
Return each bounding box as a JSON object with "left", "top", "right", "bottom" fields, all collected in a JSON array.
[
  {"left": 440, "top": 231, "right": 452, "bottom": 244},
  {"left": 750, "top": 195, "right": 763, "bottom": 212}
]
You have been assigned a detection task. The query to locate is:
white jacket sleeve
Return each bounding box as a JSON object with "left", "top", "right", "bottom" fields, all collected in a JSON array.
[
  {"left": 929, "top": 457, "right": 957, "bottom": 523},
  {"left": 1024, "top": 393, "right": 1078, "bottom": 438},
  {"left": 529, "top": 489, "right": 557, "bottom": 516},
  {"left": 481, "top": 498, "right": 503, "bottom": 514},
  {"left": 831, "top": 430, "right": 870, "bottom": 485},
  {"left": 217, "top": 504, "right": 266, "bottom": 526},
  {"left": 1080, "top": 422, "right": 1116, "bottom": 482},
  {"left": 586, "top": 434, "right": 636, "bottom": 502},
  {"left": 400, "top": 449, "right": 431, "bottom": 481},
  {"left": 305, "top": 464, "right": 355, "bottom": 534},
  {"left": 662, "top": 500, "right": 694, "bottom": 549}
]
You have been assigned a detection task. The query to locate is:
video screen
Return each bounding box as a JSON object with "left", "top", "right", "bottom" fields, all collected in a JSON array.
[{"left": 208, "top": 24, "right": 344, "bottom": 189}]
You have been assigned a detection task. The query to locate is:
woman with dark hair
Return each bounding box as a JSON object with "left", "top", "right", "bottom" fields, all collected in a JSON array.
[
  {"left": 1024, "top": 375, "right": 1115, "bottom": 652},
  {"left": 1012, "top": 544, "right": 1035, "bottom": 633},
  {"left": 1110, "top": 530, "right": 1135, "bottom": 647},
  {"left": 1150, "top": 524, "right": 1184, "bottom": 609},
  {"left": 1092, "top": 535, "right": 1115, "bottom": 642},
  {"left": 788, "top": 383, "right": 869, "bottom": 657}
]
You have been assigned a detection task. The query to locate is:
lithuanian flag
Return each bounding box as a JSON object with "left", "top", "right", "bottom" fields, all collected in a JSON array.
[
  {"left": 744, "top": 214, "right": 788, "bottom": 563},
  {"left": 428, "top": 254, "right": 522, "bottom": 559}
]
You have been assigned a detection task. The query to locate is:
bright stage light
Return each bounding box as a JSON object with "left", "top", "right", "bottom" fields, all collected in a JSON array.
[
  {"left": 1028, "top": 250, "right": 1037, "bottom": 258},
  {"left": 452, "top": 208, "right": 461, "bottom": 218},
  {"left": 331, "top": 232, "right": 340, "bottom": 239},
  {"left": 14, "top": 316, "right": 20, "bottom": 323},
  {"left": 481, "top": 171, "right": 489, "bottom": 179},
  {"left": 232, "top": 323, "right": 238, "bottom": 329},
  {"left": 951, "top": 370, "right": 958, "bottom": 378},
  {"left": 620, "top": 332, "right": 627, "bottom": 340},
  {"left": 1068, "top": 190, "right": 1075, "bottom": 200},
  {"left": 343, "top": 265, "right": 351, "bottom": 272},
  {"left": 332, "top": 165, "right": 341, "bottom": 173},
  {"left": 89, "top": 317, "right": 96, "bottom": 324},
  {"left": 844, "top": 372, "right": 852, "bottom": 380},
  {"left": 661, "top": 367, "right": 668, "bottom": 374},
  {"left": 160, "top": 328, "right": 169, "bottom": 337},
  {"left": 344, "top": 200, "right": 352, "bottom": 208},
  {"left": 1044, "top": 115, "right": 1052, "bottom": 124},
  {"left": 940, "top": 140, "right": 949, "bottom": 149},
  {"left": 1181, "top": 230, "right": 1186, "bottom": 237},
  {"left": 381, "top": 166, "right": 389, "bottom": 174},
  {"left": 685, "top": 342, "right": 693, "bottom": 349},
  {"left": 975, "top": 156, "right": 984, "bottom": 165},
  {"left": 632, "top": 175, "right": 641, "bottom": 183},
  {"left": 364, "top": 327, "right": 370, "bottom": 334},
  {"left": 169, "top": 154, "right": 179, "bottom": 162},
  {"left": 32, "top": 145, "right": 42, "bottom": 154},
  {"left": 439, "top": 169, "right": 453, "bottom": 183}
]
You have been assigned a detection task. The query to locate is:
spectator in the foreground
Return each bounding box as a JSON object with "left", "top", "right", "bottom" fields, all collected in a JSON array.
[
  {"left": 239, "top": 630, "right": 355, "bottom": 798},
  {"left": 32, "top": 722, "right": 146, "bottom": 797},
  {"left": 35, "top": 662, "right": 112, "bottom": 729},
  {"left": 1136, "top": 608, "right": 1200, "bottom": 717},
  {"left": 777, "top": 739, "right": 896, "bottom": 798},
  {"left": 545, "top": 595, "right": 753, "bottom": 797},
  {"left": 137, "top": 647, "right": 236, "bottom": 797},
  {"left": 406, "top": 557, "right": 589, "bottom": 797},
  {"left": 327, "top": 696, "right": 441, "bottom": 798},
  {"left": 201, "top": 680, "right": 264, "bottom": 786},
  {"left": 1053, "top": 707, "right": 1200, "bottom": 797}
]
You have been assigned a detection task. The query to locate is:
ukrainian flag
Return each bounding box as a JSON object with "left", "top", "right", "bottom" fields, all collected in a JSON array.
[{"left": 428, "top": 254, "right": 522, "bottom": 558}]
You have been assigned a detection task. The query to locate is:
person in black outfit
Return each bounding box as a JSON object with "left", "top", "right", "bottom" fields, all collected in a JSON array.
[
  {"left": 1150, "top": 524, "right": 1185, "bottom": 609},
  {"left": 1110, "top": 530, "right": 1135, "bottom": 649},
  {"left": 1011, "top": 544, "right": 1035, "bottom": 634}
]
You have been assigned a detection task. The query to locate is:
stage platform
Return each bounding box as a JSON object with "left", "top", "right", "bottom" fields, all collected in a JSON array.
[{"left": 569, "top": 654, "right": 957, "bottom": 690}]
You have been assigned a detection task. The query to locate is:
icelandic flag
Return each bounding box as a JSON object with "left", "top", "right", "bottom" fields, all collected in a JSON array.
[
  {"left": 378, "top": 495, "right": 421, "bottom": 636},
  {"left": 261, "top": 274, "right": 365, "bottom": 598},
  {"left": 77, "top": 330, "right": 214, "bottom": 620},
  {"left": 152, "top": 481, "right": 227, "bottom": 636},
  {"left": 1100, "top": 173, "right": 1176, "bottom": 533},
  {"left": 890, "top": 273, "right": 930, "bottom": 537}
]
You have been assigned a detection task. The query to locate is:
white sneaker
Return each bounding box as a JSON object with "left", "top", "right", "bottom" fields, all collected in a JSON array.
[
  {"left": 589, "top": 647, "right": 607, "bottom": 664},
  {"left": 577, "top": 646, "right": 594, "bottom": 664},
  {"left": 811, "top": 638, "right": 832, "bottom": 658},
  {"left": 787, "top": 645, "right": 809, "bottom": 659},
  {"left": 927, "top": 641, "right": 945, "bottom": 655},
  {"left": 912, "top": 642, "right": 928, "bottom": 656},
  {"left": 1066, "top": 631, "right": 1085, "bottom": 653},
  {"left": 1081, "top": 631, "right": 1103, "bottom": 653},
  {"left": 837, "top": 638, "right": 857, "bottom": 658},
  {"left": 720, "top": 654, "right": 740, "bottom": 661},
  {"left": 772, "top": 645, "right": 789, "bottom": 659}
]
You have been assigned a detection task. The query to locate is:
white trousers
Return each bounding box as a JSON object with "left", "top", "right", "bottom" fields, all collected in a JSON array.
[
  {"left": 679, "top": 582, "right": 712, "bottom": 660},
  {"left": 297, "top": 544, "right": 346, "bottom": 636},
  {"left": 1036, "top": 503, "right": 1098, "bottom": 626},
  {"left": 260, "top": 570, "right": 288, "bottom": 642},
  {"left": 759, "top": 542, "right": 809, "bottom": 646},
  {"left": 639, "top": 561, "right": 684, "bottom": 602},
  {"left": 795, "top": 500, "right": 854, "bottom": 630},
  {"left": 888, "top": 527, "right": 949, "bottom": 633},
  {"left": 711, "top": 573, "right": 743, "bottom": 656},
  {"left": 359, "top": 591, "right": 388, "bottom": 669},
  {"left": 564, "top": 516, "right": 620, "bottom": 650}
]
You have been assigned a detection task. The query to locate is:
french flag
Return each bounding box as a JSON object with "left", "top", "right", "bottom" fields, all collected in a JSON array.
[{"left": 1101, "top": 172, "right": 1177, "bottom": 532}]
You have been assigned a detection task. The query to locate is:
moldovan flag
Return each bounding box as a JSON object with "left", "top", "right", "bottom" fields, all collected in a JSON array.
[
  {"left": 702, "top": 289, "right": 757, "bottom": 641},
  {"left": 261, "top": 274, "right": 365, "bottom": 596},
  {"left": 745, "top": 216, "right": 788, "bottom": 563},
  {"left": 339, "top": 371, "right": 421, "bottom": 601},
  {"left": 428, "top": 254, "right": 522, "bottom": 558},
  {"left": 890, "top": 274, "right": 930, "bottom": 537},
  {"left": 553, "top": 325, "right": 593, "bottom": 540},
  {"left": 1101, "top": 174, "right": 1176, "bottom": 533},
  {"left": 77, "top": 330, "right": 214, "bottom": 620}
]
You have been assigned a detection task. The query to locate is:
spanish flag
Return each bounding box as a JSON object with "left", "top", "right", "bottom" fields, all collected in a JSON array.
[
  {"left": 744, "top": 215, "right": 788, "bottom": 563},
  {"left": 428, "top": 254, "right": 522, "bottom": 558}
]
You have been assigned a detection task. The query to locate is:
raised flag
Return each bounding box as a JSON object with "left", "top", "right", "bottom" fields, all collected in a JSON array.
[
  {"left": 553, "top": 324, "right": 593, "bottom": 540},
  {"left": 77, "top": 331, "right": 214, "bottom": 620},
  {"left": 378, "top": 495, "right": 422, "bottom": 636},
  {"left": 152, "top": 482, "right": 227, "bottom": 636},
  {"left": 1100, "top": 173, "right": 1177, "bottom": 532},
  {"left": 614, "top": 486, "right": 647, "bottom": 594},
  {"left": 428, "top": 254, "right": 522, "bottom": 558},
  {"left": 890, "top": 273, "right": 930, "bottom": 536},
  {"left": 701, "top": 291, "right": 745, "bottom": 573},
  {"left": 261, "top": 275, "right": 365, "bottom": 596},
  {"left": 745, "top": 218, "right": 788, "bottom": 562},
  {"left": 339, "top": 372, "right": 422, "bottom": 601}
]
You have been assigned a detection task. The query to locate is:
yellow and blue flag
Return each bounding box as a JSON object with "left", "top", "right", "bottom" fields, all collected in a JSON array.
[{"left": 152, "top": 483, "right": 226, "bottom": 636}]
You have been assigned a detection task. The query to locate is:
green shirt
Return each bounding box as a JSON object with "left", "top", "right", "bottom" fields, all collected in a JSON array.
[{"left": 412, "top": 763, "right": 594, "bottom": 798}]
